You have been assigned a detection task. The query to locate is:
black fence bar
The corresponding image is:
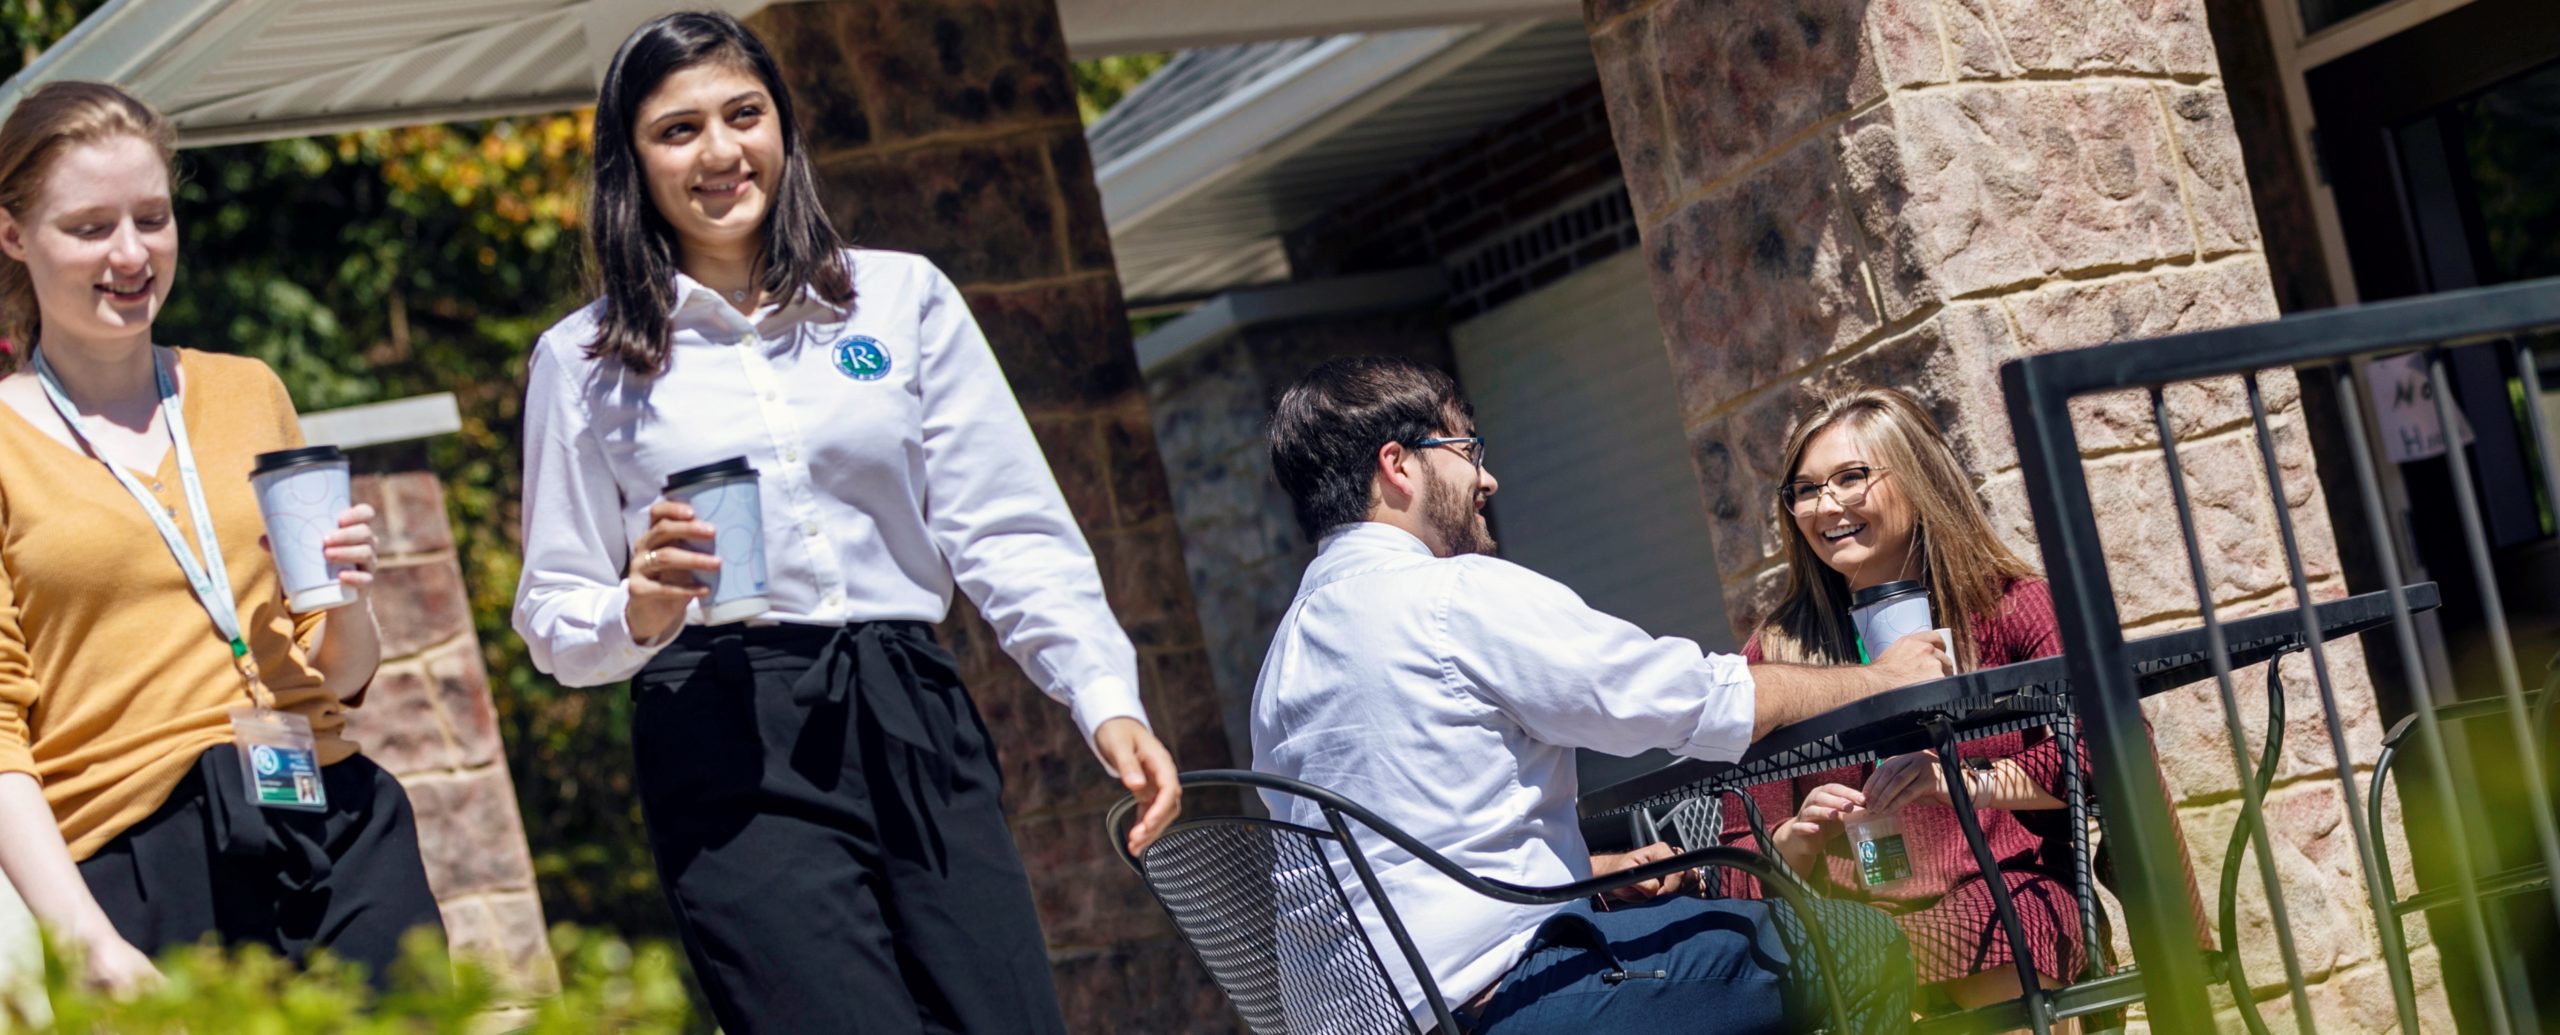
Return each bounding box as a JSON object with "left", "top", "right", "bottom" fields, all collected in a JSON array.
[
  {"left": 2151, "top": 386, "right": 2314, "bottom": 1030},
  {"left": 2006, "top": 280, "right": 2560, "bottom": 396},
  {"left": 2332, "top": 363, "right": 2515, "bottom": 1035},
  {"left": 2000, "top": 275, "right": 2560, "bottom": 1028},
  {"left": 2000, "top": 362, "right": 2220, "bottom": 1032},
  {"left": 2245, "top": 372, "right": 2422, "bottom": 1032},
  {"left": 2518, "top": 339, "right": 2559, "bottom": 538}
]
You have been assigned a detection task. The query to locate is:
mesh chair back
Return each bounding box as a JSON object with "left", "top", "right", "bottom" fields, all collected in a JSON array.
[{"left": 1138, "top": 818, "right": 1421, "bottom": 1035}]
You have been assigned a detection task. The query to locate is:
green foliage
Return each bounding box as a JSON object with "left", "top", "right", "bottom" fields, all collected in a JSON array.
[
  {"left": 1071, "top": 53, "right": 1172, "bottom": 124},
  {"left": 14, "top": 926, "right": 690, "bottom": 1034}
]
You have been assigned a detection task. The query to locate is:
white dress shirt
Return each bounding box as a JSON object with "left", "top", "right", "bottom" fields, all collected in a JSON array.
[
  {"left": 513, "top": 248, "right": 1147, "bottom": 753},
  {"left": 1250, "top": 523, "right": 1756, "bottom": 1028}
]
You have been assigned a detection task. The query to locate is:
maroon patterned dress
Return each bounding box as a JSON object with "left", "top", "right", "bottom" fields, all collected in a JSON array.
[{"left": 1719, "top": 578, "right": 2093, "bottom": 987}]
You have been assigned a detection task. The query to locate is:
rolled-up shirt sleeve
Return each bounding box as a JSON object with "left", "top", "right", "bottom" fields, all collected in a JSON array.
[
  {"left": 1438, "top": 558, "right": 1754, "bottom": 762},
  {"left": 512, "top": 337, "right": 663, "bottom": 687},
  {"left": 912, "top": 262, "right": 1147, "bottom": 760}
]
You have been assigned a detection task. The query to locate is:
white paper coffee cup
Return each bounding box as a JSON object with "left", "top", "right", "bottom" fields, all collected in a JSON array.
[
  {"left": 250, "top": 446, "right": 356, "bottom": 613},
  {"left": 664, "top": 457, "right": 770, "bottom": 625},
  {"left": 1850, "top": 579, "right": 1934, "bottom": 661}
]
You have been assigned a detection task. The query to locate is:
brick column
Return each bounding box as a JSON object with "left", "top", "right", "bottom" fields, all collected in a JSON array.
[
  {"left": 750, "top": 3, "right": 1234, "bottom": 1030},
  {"left": 340, "top": 460, "right": 555, "bottom": 1021},
  {"left": 1583, "top": 0, "right": 2438, "bottom": 1028}
]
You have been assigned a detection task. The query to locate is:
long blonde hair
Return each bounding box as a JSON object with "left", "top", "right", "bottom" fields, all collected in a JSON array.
[
  {"left": 0, "top": 80, "right": 176, "bottom": 355},
  {"left": 1753, "top": 387, "right": 2038, "bottom": 672}
]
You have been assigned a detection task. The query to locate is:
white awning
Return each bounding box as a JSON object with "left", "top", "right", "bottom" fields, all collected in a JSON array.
[
  {"left": 1094, "top": 18, "right": 1601, "bottom": 304},
  {"left": 0, "top": 0, "right": 1575, "bottom": 148},
  {"left": 6, "top": 1, "right": 772, "bottom": 148}
]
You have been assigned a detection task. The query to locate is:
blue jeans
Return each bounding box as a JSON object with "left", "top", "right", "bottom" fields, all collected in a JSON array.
[{"left": 1470, "top": 896, "right": 1913, "bottom": 1035}]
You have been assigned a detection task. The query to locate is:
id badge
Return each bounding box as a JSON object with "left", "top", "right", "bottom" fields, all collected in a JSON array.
[{"left": 229, "top": 707, "right": 327, "bottom": 811}]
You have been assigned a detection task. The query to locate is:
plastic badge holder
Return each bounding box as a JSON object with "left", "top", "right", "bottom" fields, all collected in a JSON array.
[
  {"left": 229, "top": 707, "right": 326, "bottom": 811},
  {"left": 1846, "top": 808, "right": 1912, "bottom": 890}
]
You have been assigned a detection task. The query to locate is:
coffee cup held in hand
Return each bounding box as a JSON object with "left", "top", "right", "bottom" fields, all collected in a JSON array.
[
  {"left": 1851, "top": 580, "right": 1935, "bottom": 662},
  {"left": 663, "top": 457, "right": 771, "bottom": 625},
  {"left": 250, "top": 446, "right": 355, "bottom": 613}
]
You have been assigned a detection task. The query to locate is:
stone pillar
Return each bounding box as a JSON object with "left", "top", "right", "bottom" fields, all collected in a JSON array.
[
  {"left": 340, "top": 458, "right": 556, "bottom": 1021},
  {"left": 751, "top": 3, "right": 1235, "bottom": 1030},
  {"left": 1583, "top": 0, "right": 2437, "bottom": 1028}
]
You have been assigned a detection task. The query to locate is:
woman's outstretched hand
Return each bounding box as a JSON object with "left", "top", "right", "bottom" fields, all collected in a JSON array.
[{"left": 1096, "top": 717, "right": 1181, "bottom": 856}]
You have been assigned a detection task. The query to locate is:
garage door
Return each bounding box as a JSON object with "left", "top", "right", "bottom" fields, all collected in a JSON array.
[{"left": 1450, "top": 250, "right": 1733, "bottom": 653}]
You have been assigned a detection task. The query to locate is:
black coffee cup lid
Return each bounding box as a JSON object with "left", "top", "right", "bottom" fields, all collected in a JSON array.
[
  {"left": 251, "top": 445, "right": 345, "bottom": 476},
  {"left": 665, "top": 456, "right": 757, "bottom": 492},
  {"left": 1850, "top": 579, "right": 1926, "bottom": 609}
]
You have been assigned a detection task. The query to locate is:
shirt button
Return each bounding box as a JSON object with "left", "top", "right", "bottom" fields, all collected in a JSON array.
[
  {"left": 803, "top": 521, "right": 821, "bottom": 536},
  {"left": 783, "top": 449, "right": 798, "bottom": 463}
]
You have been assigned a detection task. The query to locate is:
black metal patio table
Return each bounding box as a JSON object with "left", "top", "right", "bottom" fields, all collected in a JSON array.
[{"left": 1575, "top": 582, "right": 2440, "bottom": 1034}]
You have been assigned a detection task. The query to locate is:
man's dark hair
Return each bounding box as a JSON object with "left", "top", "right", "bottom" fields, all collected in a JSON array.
[{"left": 1268, "top": 356, "right": 1473, "bottom": 541}]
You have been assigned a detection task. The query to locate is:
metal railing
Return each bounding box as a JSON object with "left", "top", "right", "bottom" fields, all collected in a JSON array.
[{"left": 2000, "top": 277, "right": 2560, "bottom": 1032}]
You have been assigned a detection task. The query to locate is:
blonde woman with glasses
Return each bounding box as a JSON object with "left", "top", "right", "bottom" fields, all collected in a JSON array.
[{"left": 1716, "top": 387, "right": 2096, "bottom": 1020}]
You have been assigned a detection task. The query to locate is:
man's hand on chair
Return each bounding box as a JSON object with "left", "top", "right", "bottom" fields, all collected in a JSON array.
[{"left": 1591, "top": 841, "right": 1700, "bottom": 903}]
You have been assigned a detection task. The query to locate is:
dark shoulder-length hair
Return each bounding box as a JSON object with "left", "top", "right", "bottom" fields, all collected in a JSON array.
[{"left": 585, "top": 9, "right": 852, "bottom": 376}]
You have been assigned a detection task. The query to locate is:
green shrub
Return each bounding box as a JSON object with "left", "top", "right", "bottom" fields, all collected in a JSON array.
[{"left": 7, "top": 925, "right": 692, "bottom": 1034}]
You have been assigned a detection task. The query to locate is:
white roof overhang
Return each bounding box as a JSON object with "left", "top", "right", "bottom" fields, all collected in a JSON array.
[
  {"left": 2, "top": 0, "right": 1602, "bottom": 305},
  {"left": 9, "top": 0, "right": 772, "bottom": 148},
  {"left": 1096, "top": 17, "right": 1602, "bottom": 305},
  {"left": 0, "top": 0, "right": 1577, "bottom": 148},
  {"left": 1060, "top": 0, "right": 1574, "bottom": 58}
]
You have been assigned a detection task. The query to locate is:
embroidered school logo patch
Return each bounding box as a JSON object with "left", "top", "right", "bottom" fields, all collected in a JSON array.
[{"left": 833, "top": 336, "right": 891, "bottom": 381}]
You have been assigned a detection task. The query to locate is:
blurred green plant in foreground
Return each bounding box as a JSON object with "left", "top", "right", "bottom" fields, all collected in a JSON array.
[{"left": 7, "top": 926, "right": 690, "bottom": 1034}]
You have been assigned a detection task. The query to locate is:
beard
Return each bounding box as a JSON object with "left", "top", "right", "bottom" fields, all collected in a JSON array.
[{"left": 1422, "top": 465, "right": 1496, "bottom": 557}]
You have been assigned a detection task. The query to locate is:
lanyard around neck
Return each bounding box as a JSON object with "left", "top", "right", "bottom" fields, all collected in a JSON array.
[{"left": 29, "top": 348, "right": 263, "bottom": 704}]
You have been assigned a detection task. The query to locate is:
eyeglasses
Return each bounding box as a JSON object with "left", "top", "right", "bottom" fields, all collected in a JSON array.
[
  {"left": 1411, "top": 435, "right": 1487, "bottom": 476},
  {"left": 1779, "top": 465, "right": 1887, "bottom": 514}
]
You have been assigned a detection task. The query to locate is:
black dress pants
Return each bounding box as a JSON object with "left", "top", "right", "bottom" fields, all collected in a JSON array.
[
  {"left": 633, "top": 621, "right": 1067, "bottom": 1035},
  {"left": 78, "top": 745, "right": 446, "bottom": 989}
]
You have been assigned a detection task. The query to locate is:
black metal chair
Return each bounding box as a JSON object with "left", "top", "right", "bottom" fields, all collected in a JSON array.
[
  {"left": 2362, "top": 663, "right": 2554, "bottom": 1023},
  {"left": 1106, "top": 769, "right": 1872, "bottom": 1035}
]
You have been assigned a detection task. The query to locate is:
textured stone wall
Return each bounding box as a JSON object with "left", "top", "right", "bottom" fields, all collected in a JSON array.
[
  {"left": 750, "top": 2, "right": 1237, "bottom": 1030},
  {"left": 1580, "top": 0, "right": 2439, "bottom": 1027},
  {"left": 1147, "top": 307, "right": 1458, "bottom": 766},
  {"left": 339, "top": 466, "right": 555, "bottom": 1023}
]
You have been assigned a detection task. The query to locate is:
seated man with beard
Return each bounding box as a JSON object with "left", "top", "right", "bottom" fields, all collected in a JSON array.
[{"left": 1251, "top": 357, "right": 1943, "bottom": 1033}]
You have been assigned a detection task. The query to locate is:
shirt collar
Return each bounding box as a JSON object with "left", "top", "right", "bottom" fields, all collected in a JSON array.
[{"left": 1316, "top": 522, "right": 1435, "bottom": 559}]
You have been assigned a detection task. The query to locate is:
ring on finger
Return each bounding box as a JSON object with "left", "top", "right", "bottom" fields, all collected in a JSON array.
[{"left": 641, "top": 548, "right": 658, "bottom": 573}]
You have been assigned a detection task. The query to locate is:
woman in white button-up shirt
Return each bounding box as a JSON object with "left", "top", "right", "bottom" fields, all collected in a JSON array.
[{"left": 510, "top": 13, "right": 1177, "bottom": 1034}]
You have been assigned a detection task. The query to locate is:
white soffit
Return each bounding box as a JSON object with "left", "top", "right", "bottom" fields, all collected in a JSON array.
[
  {"left": 1059, "top": 0, "right": 1577, "bottom": 58},
  {"left": 1096, "top": 17, "right": 1602, "bottom": 305},
  {"left": 0, "top": 0, "right": 769, "bottom": 148}
]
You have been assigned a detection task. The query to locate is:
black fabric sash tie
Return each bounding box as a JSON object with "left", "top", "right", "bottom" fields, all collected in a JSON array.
[{"left": 786, "top": 621, "right": 961, "bottom": 871}]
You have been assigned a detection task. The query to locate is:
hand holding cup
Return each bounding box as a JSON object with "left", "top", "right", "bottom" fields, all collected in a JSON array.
[
  {"left": 625, "top": 498, "right": 720, "bottom": 643},
  {"left": 1869, "top": 631, "right": 1954, "bottom": 691}
]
